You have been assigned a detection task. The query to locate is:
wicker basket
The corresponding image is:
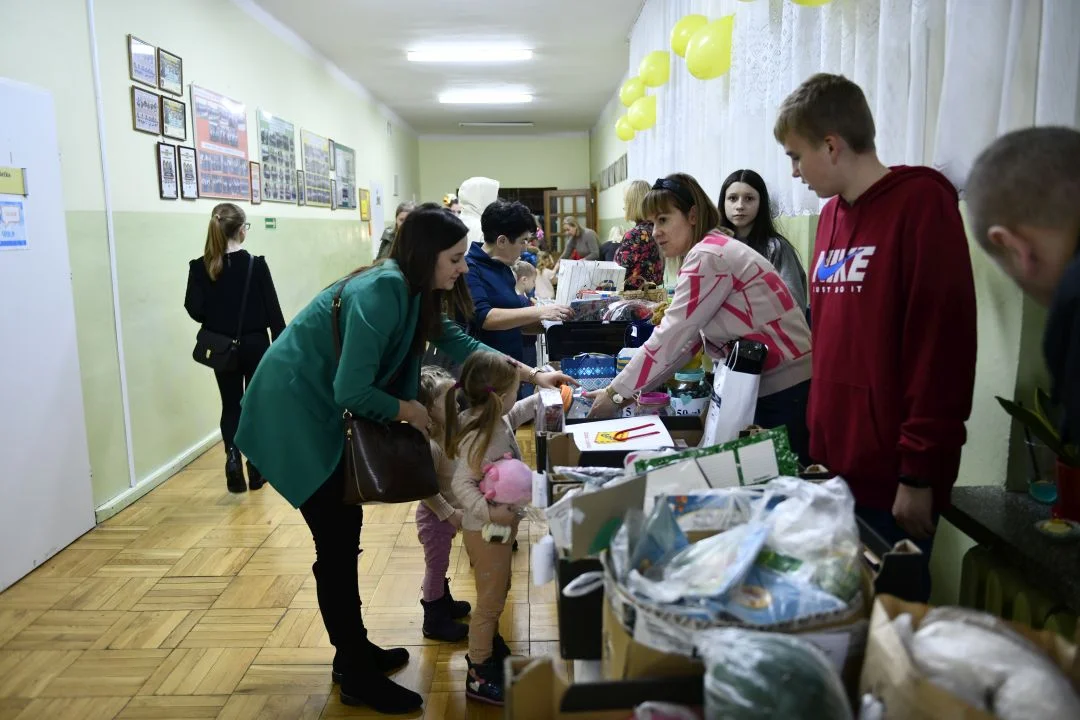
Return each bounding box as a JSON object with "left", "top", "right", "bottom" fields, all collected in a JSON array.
[{"left": 621, "top": 282, "right": 667, "bottom": 303}]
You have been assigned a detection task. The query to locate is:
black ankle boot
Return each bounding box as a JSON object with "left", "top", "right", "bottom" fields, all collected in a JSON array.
[
  {"left": 443, "top": 577, "right": 471, "bottom": 619},
  {"left": 339, "top": 665, "right": 422, "bottom": 713},
  {"left": 421, "top": 595, "right": 468, "bottom": 642},
  {"left": 332, "top": 642, "right": 410, "bottom": 682},
  {"left": 225, "top": 446, "right": 246, "bottom": 493},
  {"left": 493, "top": 632, "right": 514, "bottom": 662},
  {"left": 465, "top": 654, "right": 505, "bottom": 706},
  {"left": 246, "top": 461, "right": 264, "bottom": 490}
]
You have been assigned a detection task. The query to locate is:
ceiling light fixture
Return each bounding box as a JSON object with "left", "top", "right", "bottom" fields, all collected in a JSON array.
[
  {"left": 408, "top": 47, "right": 533, "bottom": 63},
  {"left": 438, "top": 90, "right": 533, "bottom": 105},
  {"left": 459, "top": 122, "right": 535, "bottom": 128}
]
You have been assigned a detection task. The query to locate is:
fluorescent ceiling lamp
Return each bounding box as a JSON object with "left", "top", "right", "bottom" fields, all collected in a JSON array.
[
  {"left": 408, "top": 47, "right": 532, "bottom": 63},
  {"left": 439, "top": 90, "right": 533, "bottom": 104},
  {"left": 460, "top": 122, "right": 535, "bottom": 128}
]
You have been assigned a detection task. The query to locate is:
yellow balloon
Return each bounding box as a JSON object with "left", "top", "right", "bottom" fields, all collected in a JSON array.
[
  {"left": 615, "top": 115, "right": 636, "bottom": 142},
  {"left": 619, "top": 76, "right": 646, "bottom": 108},
  {"left": 628, "top": 95, "right": 656, "bottom": 131},
  {"left": 685, "top": 15, "right": 734, "bottom": 80},
  {"left": 670, "top": 14, "right": 709, "bottom": 58},
  {"left": 638, "top": 51, "right": 671, "bottom": 88}
]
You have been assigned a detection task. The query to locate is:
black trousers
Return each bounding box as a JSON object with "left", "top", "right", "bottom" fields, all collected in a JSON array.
[
  {"left": 213, "top": 333, "right": 270, "bottom": 448},
  {"left": 754, "top": 379, "right": 811, "bottom": 467},
  {"left": 299, "top": 459, "right": 368, "bottom": 666}
]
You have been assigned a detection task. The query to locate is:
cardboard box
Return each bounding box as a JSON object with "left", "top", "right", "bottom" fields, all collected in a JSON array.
[
  {"left": 505, "top": 656, "right": 702, "bottom": 720},
  {"left": 543, "top": 416, "right": 704, "bottom": 471},
  {"left": 601, "top": 552, "right": 874, "bottom": 695},
  {"left": 859, "top": 595, "right": 1080, "bottom": 719}
]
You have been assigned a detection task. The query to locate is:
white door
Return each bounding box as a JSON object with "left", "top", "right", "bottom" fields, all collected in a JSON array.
[{"left": 0, "top": 78, "right": 95, "bottom": 591}]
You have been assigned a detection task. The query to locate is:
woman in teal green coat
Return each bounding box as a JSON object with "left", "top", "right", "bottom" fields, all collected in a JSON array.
[{"left": 235, "top": 203, "right": 570, "bottom": 714}]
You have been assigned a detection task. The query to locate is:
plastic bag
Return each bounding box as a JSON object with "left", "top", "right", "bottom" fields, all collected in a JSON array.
[
  {"left": 627, "top": 502, "right": 688, "bottom": 579},
  {"left": 760, "top": 477, "right": 862, "bottom": 601},
  {"left": 697, "top": 629, "right": 853, "bottom": 720},
  {"left": 909, "top": 607, "right": 1080, "bottom": 719},
  {"left": 714, "top": 565, "right": 846, "bottom": 625},
  {"left": 634, "top": 702, "right": 701, "bottom": 720},
  {"left": 551, "top": 465, "right": 625, "bottom": 487},
  {"left": 665, "top": 489, "right": 759, "bottom": 533}
]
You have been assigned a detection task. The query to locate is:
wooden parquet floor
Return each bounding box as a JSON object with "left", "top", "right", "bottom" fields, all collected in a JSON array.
[{"left": 0, "top": 433, "right": 564, "bottom": 719}]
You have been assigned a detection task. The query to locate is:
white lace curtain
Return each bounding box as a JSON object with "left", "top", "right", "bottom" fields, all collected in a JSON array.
[{"left": 626, "top": 0, "right": 1080, "bottom": 215}]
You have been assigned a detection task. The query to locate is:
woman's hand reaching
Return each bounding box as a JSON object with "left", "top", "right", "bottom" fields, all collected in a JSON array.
[{"left": 397, "top": 400, "right": 432, "bottom": 437}]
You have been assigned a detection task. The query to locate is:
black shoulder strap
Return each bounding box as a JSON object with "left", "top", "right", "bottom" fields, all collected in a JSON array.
[
  {"left": 331, "top": 268, "right": 368, "bottom": 360},
  {"left": 234, "top": 254, "right": 255, "bottom": 340}
]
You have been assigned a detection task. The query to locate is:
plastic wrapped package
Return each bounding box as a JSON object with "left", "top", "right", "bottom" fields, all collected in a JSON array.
[
  {"left": 697, "top": 629, "right": 853, "bottom": 720},
  {"left": 550, "top": 466, "right": 626, "bottom": 487},
  {"left": 905, "top": 607, "right": 1080, "bottom": 719},
  {"left": 665, "top": 489, "right": 760, "bottom": 533},
  {"left": 602, "top": 298, "right": 659, "bottom": 322},
  {"left": 634, "top": 702, "right": 701, "bottom": 720},
  {"left": 627, "top": 502, "right": 688, "bottom": 579},
  {"left": 760, "top": 477, "right": 862, "bottom": 601},
  {"left": 628, "top": 505, "right": 770, "bottom": 604},
  {"left": 713, "top": 565, "right": 846, "bottom": 625}
]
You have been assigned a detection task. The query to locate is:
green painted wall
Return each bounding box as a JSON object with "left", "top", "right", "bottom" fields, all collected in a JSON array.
[
  {"left": 2, "top": 0, "right": 420, "bottom": 511},
  {"left": 418, "top": 135, "right": 591, "bottom": 204}
]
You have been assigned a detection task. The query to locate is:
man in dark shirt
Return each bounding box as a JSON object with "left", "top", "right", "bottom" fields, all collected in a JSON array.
[
  {"left": 465, "top": 200, "right": 573, "bottom": 363},
  {"left": 967, "top": 127, "right": 1080, "bottom": 444}
]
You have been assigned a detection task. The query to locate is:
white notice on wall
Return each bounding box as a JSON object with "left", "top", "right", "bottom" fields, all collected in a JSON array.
[{"left": 0, "top": 195, "right": 27, "bottom": 250}]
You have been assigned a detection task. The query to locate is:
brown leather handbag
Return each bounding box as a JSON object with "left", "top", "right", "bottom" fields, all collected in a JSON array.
[{"left": 331, "top": 273, "right": 439, "bottom": 505}]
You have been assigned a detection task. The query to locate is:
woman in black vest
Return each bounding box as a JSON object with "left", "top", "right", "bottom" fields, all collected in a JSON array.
[{"left": 185, "top": 203, "right": 286, "bottom": 492}]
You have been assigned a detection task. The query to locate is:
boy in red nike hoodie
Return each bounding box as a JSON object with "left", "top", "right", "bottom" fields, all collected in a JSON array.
[{"left": 774, "top": 74, "right": 977, "bottom": 599}]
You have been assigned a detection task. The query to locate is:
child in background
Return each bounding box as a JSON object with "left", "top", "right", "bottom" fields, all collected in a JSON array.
[
  {"left": 415, "top": 367, "right": 471, "bottom": 642},
  {"left": 535, "top": 252, "right": 556, "bottom": 300},
  {"left": 512, "top": 260, "right": 536, "bottom": 302},
  {"left": 447, "top": 353, "right": 539, "bottom": 705}
]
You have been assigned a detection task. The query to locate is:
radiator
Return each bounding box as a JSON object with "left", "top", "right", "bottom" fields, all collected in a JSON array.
[{"left": 959, "top": 545, "right": 1077, "bottom": 640}]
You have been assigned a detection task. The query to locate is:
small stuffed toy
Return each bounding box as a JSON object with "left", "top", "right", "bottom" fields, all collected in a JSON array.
[{"left": 479, "top": 456, "right": 533, "bottom": 544}]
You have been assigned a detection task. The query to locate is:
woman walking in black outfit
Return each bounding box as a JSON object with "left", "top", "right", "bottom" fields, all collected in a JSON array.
[{"left": 185, "top": 203, "right": 286, "bottom": 492}]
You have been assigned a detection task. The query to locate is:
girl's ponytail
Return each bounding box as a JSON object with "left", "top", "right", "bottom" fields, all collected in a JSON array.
[
  {"left": 445, "top": 353, "right": 520, "bottom": 469},
  {"left": 203, "top": 203, "right": 246, "bottom": 281}
]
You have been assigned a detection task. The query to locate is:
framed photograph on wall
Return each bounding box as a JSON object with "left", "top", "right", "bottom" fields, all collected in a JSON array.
[
  {"left": 131, "top": 86, "right": 161, "bottom": 135},
  {"left": 257, "top": 109, "right": 298, "bottom": 203},
  {"left": 333, "top": 143, "right": 357, "bottom": 209},
  {"left": 157, "top": 142, "right": 178, "bottom": 200},
  {"left": 190, "top": 84, "right": 249, "bottom": 200},
  {"left": 330, "top": 179, "right": 337, "bottom": 210},
  {"left": 157, "top": 48, "right": 183, "bottom": 95},
  {"left": 329, "top": 139, "right": 336, "bottom": 172},
  {"left": 178, "top": 146, "right": 198, "bottom": 200},
  {"left": 162, "top": 97, "right": 186, "bottom": 141},
  {"left": 250, "top": 162, "right": 262, "bottom": 205},
  {"left": 128, "top": 35, "right": 157, "bottom": 87},
  {"left": 297, "top": 170, "right": 306, "bottom": 206},
  {"left": 359, "top": 188, "right": 371, "bottom": 221}
]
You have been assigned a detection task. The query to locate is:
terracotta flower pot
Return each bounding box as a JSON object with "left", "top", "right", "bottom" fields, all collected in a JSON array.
[{"left": 1051, "top": 460, "right": 1080, "bottom": 521}]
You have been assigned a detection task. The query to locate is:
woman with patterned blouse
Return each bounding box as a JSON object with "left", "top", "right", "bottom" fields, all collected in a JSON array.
[{"left": 615, "top": 179, "right": 663, "bottom": 289}]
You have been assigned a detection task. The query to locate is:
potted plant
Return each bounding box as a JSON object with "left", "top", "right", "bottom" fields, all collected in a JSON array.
[{"left": 997, "top": 390, "right": 1080, "bottom": 520}]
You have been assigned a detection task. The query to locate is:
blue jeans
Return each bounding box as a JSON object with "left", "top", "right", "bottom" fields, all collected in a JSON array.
[
  {"left": 856, "top": 505, "right": 936, "bottom": 603},
  {"left": 754, "top": 380, "right": 810, "bottom": 467}
]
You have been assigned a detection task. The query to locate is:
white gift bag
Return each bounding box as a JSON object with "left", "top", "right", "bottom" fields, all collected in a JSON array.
[
  {"left": 701, "top": 340, "right": 767, "bottom": 447},
  {"left": 554, "top": 259, "right": 626, "bottom": 305}
]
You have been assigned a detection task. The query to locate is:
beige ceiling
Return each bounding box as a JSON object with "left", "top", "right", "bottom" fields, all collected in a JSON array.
[{"left": 251, "top": 0, "right": 643, "bottom": 135}]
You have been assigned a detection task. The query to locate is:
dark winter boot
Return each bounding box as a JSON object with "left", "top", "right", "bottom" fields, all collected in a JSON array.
[
  {"left": 332, "top": 641, "right": 410, "bottom": 682},
  {"left": 246, "top": 461, "right": 264, "bottom": 491},
  {"left": 465, "top": 654, "right": 505, "bottom": 706},
  {"left": 443, "top": 577, "right": 471, "bottom": 619},
  {"left": 337, "top": 654, "right": 422, "bottom": 714},
  {"left": 225, "top": 446, "right": 246, "bottom": 493},
  {"left": 422, "top": 595, "right": 468, "bottom": 642}
]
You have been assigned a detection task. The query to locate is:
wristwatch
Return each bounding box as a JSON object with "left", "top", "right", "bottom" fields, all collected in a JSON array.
[
  {"left": 605, "top": 386, "right": 628, "bottom": 406},
  {"left": 898, "top": 475, "right": 932, "bottom": 489}
]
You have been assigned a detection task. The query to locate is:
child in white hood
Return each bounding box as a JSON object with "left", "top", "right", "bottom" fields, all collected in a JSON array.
[{"left": 457, "top": 177, "right": 501, "bottom": 244}]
